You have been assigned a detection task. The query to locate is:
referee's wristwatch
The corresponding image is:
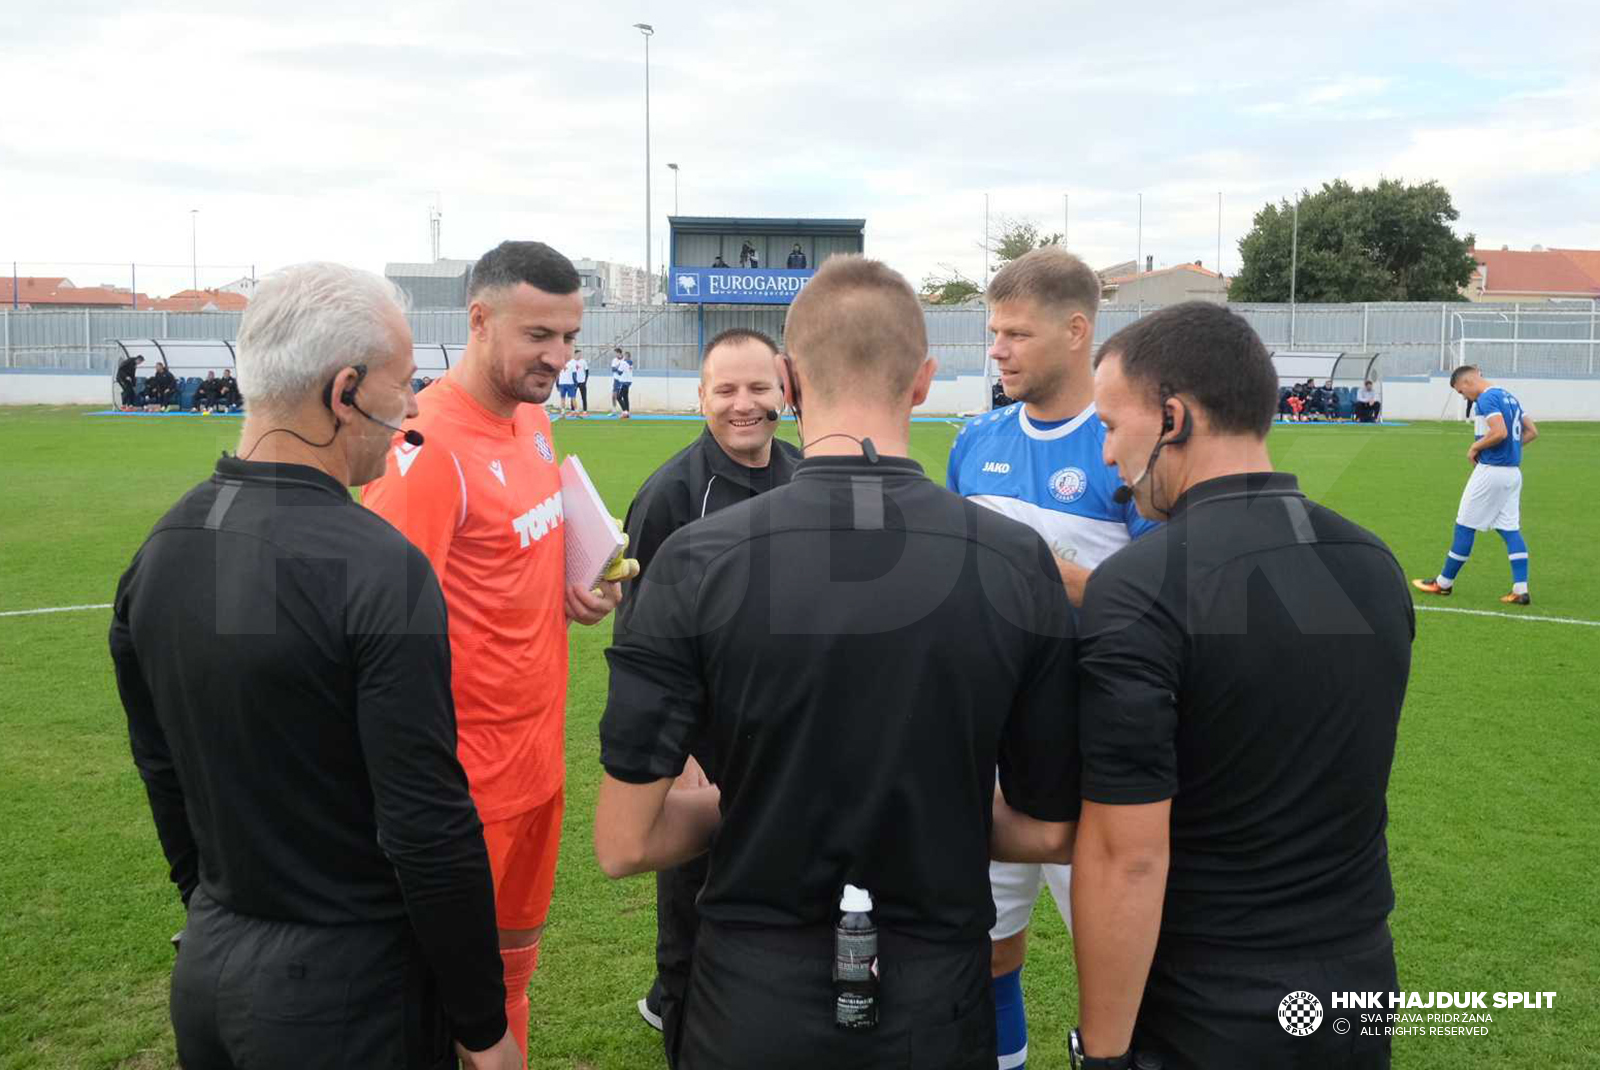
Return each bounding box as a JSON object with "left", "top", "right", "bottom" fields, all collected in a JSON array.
[{"left": 1069, "top": 1027, "right": 1133, "bottom": 1070}]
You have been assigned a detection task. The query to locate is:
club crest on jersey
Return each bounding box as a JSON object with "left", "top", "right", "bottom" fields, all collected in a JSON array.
[
  {"left": 533, "top": 431, "right": 554, "bottom": 464},
  {"left": 1048, "top": 465, "right": 1088, "bottom": 504}
]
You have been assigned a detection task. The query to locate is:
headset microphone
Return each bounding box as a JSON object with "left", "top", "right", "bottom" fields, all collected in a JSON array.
[
  {"left": 1112, "top": 398, "right": 1191, "bottom": 507},
  {"left": 351, "top": 400, "right": 424, "bottom": 446},
  {"left": 764, "top": 409, "right": 780, "bottom": 422}
]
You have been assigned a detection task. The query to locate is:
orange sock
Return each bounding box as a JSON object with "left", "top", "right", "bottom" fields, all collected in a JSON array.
[{"left": 501, "top": 943, "right": 540, "bottom": 1056}]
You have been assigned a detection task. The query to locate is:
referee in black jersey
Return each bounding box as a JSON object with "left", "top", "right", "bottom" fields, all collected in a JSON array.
[
  {"left": 109, "top": 263, "right": 520, "bottom": 1070},
  {"left": 594, "top": 256, "right": 1081, "bottom": 1070},
  {"left": 1068, "top": 303, "right": 1414, "bottom": 1070}
]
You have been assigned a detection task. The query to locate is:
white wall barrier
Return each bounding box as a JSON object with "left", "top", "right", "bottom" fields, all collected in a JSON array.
[
  {"left": 7, "top": 369, "right": 1600, "bottom": 421},
  {"left": 1379, "top": 376, "right": 1600, "bottom": 422},
  {"left": 0, "top": 371, "right": 112, "bottom": 405}
]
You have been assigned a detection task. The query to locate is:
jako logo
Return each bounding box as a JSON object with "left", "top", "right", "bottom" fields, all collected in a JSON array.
[
  {"left": 1278, "top": 991, "right": 1324, "bottom": 1037},
  {"left": 981, "top": 461, "right": 1011, "bottom": 474},
  {"left": 511, "top": 493, "right": 564, "bottom": 548}
]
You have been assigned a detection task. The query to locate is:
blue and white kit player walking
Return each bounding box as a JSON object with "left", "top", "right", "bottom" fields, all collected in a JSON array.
[
  {"left": 947, "top": 250, "right": 1156, "bottom": 1070},
  {"left": 1414, "top": 364, "right": 1540, "bottom": 605}
]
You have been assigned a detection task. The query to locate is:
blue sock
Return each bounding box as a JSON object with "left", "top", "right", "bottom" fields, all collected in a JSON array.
[
  {"left": 993, "top": 966, "right": 1027, "bottom": 1069},
  {"left": 1497, "top": 529, "right": 1529, "bottom": 591},
  {"left": 1440, "top": 524, "right": 1476, "bottom": 584}
]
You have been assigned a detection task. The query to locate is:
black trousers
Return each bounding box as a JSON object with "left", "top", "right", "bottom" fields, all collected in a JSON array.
[
  {"left": 119, "top": 378, "right": 138, "bottom": 405},
  {"left": 577, "top": 380, "right": 588, "bottom": 410},
  {"left": 654, "top": 852, "right": 709, "bottom": 1066},
  {"left": 1133, "top": 926, "right": 1397, "bottom": 1070},
  {"left": 676, "top": 921, "right": 994, "bottom": 1070},
  {"left": 617, "top": 383, "right": 632, "bottom": 412},
  {"left": 171, "top": 889, "right": 455, "bottom": 1070}
]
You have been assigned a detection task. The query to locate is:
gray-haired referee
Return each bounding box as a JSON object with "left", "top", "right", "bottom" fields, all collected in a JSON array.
[{"left": 109, "top": 263, "right": 520, "bottom": 1070}]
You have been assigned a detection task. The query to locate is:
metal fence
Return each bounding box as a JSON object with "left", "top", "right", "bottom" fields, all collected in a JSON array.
[{"left": 5, "top": 301, "right": 1598, "bottom": 379}]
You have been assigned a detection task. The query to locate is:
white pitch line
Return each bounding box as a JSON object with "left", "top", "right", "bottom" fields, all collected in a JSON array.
[
  {"left": 0, "top": 603, "right": 113, "bottom": 619},
  {"left": 1414, "top": 604, "right": 1600, "bottom": 628}
]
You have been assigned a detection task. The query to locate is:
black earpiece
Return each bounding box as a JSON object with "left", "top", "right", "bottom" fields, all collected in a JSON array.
[{"left": 323, "top": 364, "right": 368, "bottom": 410}]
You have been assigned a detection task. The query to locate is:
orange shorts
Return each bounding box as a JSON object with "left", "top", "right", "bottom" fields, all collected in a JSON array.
[{"left": 481, "top": 788, "right": 565, "bottom": 930}]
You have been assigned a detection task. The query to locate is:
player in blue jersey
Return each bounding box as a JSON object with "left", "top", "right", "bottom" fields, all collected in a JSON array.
[
  {"left": 947, "top": 249, "right": 1156, "bottom": 1069},
  {"left": 1414, "top": 364, "right": 1540, "bottom": 605}
]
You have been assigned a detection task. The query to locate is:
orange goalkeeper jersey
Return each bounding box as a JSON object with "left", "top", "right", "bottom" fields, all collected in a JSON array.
[{"left": 362, "top": 374, "right": 568, "bottom": 822}]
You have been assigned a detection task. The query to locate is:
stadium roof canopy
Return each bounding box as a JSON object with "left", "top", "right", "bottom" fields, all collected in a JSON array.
[{"left": 667, "top": 216, "right": 866, "bottom": 236}]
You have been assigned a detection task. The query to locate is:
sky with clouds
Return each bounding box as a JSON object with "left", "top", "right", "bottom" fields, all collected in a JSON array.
[{"left": 4, "top": 0, "right": 1598, "bottom": 298}]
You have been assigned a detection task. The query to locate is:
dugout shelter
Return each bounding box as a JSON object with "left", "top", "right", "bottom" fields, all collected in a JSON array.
[
  {"left": 110, "top": 338, "right": 463, "bottom": 409},
  {"left": 1270, "top": 350, "right": 1383, "bottom": 420}
]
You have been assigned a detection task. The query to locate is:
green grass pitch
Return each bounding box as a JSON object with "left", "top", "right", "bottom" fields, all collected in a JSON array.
[{"left": 1, "top": 406, "right": 1596, "bottom": 1069}]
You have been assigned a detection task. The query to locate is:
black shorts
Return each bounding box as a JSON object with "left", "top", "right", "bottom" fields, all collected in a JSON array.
[
  {"left": 171, "top": 889, "right": 455, "bottom": 1070},
  {"left": 1134, "top": 925, "right": 1397, "bottom": 1070},
  {"left": 677, "top": 921, "right": 994, "bottom": 1070}
]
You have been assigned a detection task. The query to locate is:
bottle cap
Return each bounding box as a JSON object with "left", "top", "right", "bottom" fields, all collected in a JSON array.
[{"left": 839, "top": 884, "right": 872, "bottom": 913}]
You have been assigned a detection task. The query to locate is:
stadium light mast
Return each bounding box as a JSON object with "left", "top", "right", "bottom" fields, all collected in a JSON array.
[
  {"left": 634, "top": 23, "right": 655, "bottom": 302},
  {"left": 1290, "top": 196, "right": 1300, "bottom": 346},
  {"left": 668, "top": 162, "right": 679, "bottom": 216},
  {"left": 190, "top": 209, "right": 199, "bottom": 291}
]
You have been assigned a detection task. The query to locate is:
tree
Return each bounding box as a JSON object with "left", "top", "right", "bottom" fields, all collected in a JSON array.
[
  {"left": 1230, "top": 178, "right": 1478, "bottom": 303},
  {"left": 990, "top": 218, "right": 1063, "bottom": 266},
  {"left": 923, "top": 217, "right": 1064, "bottom": 304},
  {"left": 921, "top": 271, "right": 982, "bottom": 305}
]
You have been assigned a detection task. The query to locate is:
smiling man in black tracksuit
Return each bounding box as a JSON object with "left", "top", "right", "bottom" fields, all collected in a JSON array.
[{"left": 617, "top": 326, "right": 800, "bottom": 1063}]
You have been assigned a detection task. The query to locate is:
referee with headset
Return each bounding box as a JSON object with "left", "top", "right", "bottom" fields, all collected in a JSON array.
[
  {"left": 594, "top": 256, "right": 1080, "bottom": 1069},
  {"left": 1069, "top": 302, "right": 1414, "bottom": 1069},
  {"left": 617, "top": 326, "right": 801, "bottom": 1060}
]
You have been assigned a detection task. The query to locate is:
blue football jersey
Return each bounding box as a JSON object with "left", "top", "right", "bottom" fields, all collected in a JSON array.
[
  {"left": 1473, "top": 387, "right": 1524, "bottom": 467},
  {"left": 946, "top": 403, "right": 1158, "bottom": 569}
]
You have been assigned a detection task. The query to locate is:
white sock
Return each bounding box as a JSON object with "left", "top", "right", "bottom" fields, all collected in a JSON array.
[
  {"left": 1513, "top": 582, "right": 1528, "bottom": 595},
  {"left": 1436, "top": 575, "right": 1454, "bottom": 589}
]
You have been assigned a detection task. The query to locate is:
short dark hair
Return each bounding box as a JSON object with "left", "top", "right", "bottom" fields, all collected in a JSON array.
[
  {"left": 704, "top": 327, "right": 778, "bottom": 359},
  {"left": 468, "top": 240, "right": 580, "bottom": 301},
  {"left": 1449, "top": 364, "right": 1479, "bottom": 386},
  {"left": 1095, "top": 302, "right": 1278, "bottom": 437}
]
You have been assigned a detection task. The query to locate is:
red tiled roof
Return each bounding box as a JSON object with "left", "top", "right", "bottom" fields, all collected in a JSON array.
[
  {"left": 1469, "top": 248, "right": 1600, "bottom": 297},
  {"left": 1550, "top": 249, "right": 1600, "bottom": 289},
  {"left": 147, "top": 289, "right": 251, "bottom": 312},
  {"left": 0, "top": 276, "right": 143, "bottom": 306}
]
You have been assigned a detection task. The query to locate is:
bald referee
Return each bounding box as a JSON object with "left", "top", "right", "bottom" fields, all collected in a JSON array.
[
  {"left": 594, "top": 255, "right": 1080, "bottom": 1069},
  {"left": 1068, "top": 303, "right": 1414, "bottom": 1069}
]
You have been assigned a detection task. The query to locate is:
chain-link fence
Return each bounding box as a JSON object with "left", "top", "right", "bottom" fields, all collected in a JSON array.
[{"left": 5, "top": 301, "right": 1598, "bottom": 379}]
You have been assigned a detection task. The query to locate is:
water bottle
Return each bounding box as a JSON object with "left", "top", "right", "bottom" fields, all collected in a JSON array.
[{"left": 834, "top": 884, "right": 878, "bottom": 1030}]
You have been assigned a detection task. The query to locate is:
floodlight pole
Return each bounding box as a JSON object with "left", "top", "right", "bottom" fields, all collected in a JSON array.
[
  {"left": 972, "top": 192, "right": 985, "bottom": 289},
  {"left": 190, "top": 209, "right": 199, "bottom": 291},
  {"left": 635, "top": 23, "right": 655, "bottom": 304},
  {"left": 1064, "top": 193, "right": 1069, "bottom": 249},
  {"left": 1290, "top": 198, "right": 1299, "bottom": 346},
  {"left": 1136, "top": 192, "right": 1143, "bottom": 318},
  {"left": 668, "top": 162, "right": 679, "bottom": 216},
  {"left": 1216, "top": 191, "right": 1222, "bottom": 277}
]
